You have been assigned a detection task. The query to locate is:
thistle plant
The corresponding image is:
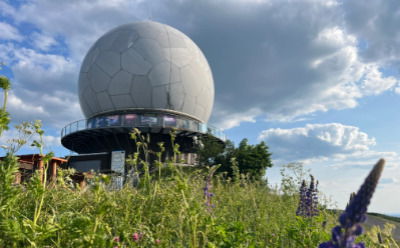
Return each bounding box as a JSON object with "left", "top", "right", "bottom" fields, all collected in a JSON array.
[{"left": 319, "top": 159, "right": 385, "bottom": 248}]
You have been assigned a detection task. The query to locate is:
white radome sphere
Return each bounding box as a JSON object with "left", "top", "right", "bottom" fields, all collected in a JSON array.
[{"left": 78, "top": 21, "right": 214, "bottom": 123}]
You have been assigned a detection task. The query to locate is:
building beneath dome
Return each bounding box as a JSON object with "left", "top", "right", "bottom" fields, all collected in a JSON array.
[{"left": 61, "top": 21, "right": 225, "bottom": 173}]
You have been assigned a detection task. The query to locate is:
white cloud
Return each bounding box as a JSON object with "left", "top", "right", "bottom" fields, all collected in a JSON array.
[
  {"left": 0, "top": 43, "right": 14, "bottom": 62},
  {"left": 395, "top": 86, "right": 400, "bottom": 95},
  {"left": 3, "top": 90, "right": 82, "bottom": 129},
  {"left": 0, "top": 2, "right": 16, "bottom": 17},
  {"left": 31, "top": 32, "right": 58, "bottom": 51},
  {"left": 0, "top": 127, "right": 61, "bottom": 154},
  {"left": 9, "top": 46, "right": 77, "bottom": 92},
  {"left": 212, "top": 107, "right": 260, "bottom": 129},
  {"left": 7, "top": 93, "right": 47, "bottom": 117},
  {"left": 198, "top": 2, "right": 396, "bottom": 125},
  {"left": 11, "top": 0, "right": 148, "bottom": 60},
  {"left": 360, "top": 64, "right": 398, "bottom": 95},
  {"left": 0, "top": 43, "right": 82, "bottom": 127},
  {"left": 314, "top": 26, "right": 357, "bottom": 49},
  {"left": 259, "top": 123, "right": 376, "bottom": 162},
  {"left": 0, "top": 22, "right": 22, "bottom": 41}
]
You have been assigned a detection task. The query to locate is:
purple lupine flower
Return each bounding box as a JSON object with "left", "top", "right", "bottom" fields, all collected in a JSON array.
[
  {"left": 345, "top": 192, "right": 356, "bottom": 209},
  {"left": 296, "top": 180, "right": 307, "bottom": 216},
  {"left": 308, "top": 175, "right": 319, "bottom": 217},
  {"left": 319, "top": 159, "right": 385, "bottom": 248},
  {"left": 297, "top": 175, "right": 319, "bottom": 217}
]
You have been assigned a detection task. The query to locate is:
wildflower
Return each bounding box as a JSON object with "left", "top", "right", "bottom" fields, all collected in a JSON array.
[
  {"left": 296, "top": 180, "right": 307, "bottom": 216},
  {"left": 132, "top": 232, "right": 141, "bottom": 241},
  {"left": 319, "top": 159, "right": 385, "bottom": 248},
  {"left": 113, "top": 236, "right": 120, "bottom": 242},
  {"left": 155, "top": 239, "right": 161, "bottom": 244},
  {"left": 345, "top": 192, "right": 356, "bottom": 209},
  {"left": 308, "top": 175, "right": 319, "bottom": 217},
  {"left": 296, "top": 175, "right": 319, "bottom": 217}
]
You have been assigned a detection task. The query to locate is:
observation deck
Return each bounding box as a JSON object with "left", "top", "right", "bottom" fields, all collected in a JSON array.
[{"left": 61, "top": 112, "right": 226, "bottom": 154}]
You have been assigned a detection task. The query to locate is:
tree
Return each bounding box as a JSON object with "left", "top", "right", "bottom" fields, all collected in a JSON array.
[
  {"left": 198, "top": 137, "right": 273, "bottom": 181},
  {"left": 231, "top": 139, "right": 273, "bottom": 180}
]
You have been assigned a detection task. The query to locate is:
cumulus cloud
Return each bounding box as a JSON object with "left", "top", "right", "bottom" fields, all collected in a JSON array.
[
  {"left": 9, "top": 0, "right": 148, "bottom": 60},
  {"left": 359, "top": 65, "right": 398, "bottom": 95},
  {"left": 7, "top": 93, "right": 47, "bottom": 117},
  {"left": 0, "top": 43, "right": 82, "bottom": 127},
  {"left": 8, "top": 46, "right": 77, "bottom": 92},
  {"left": 3, "top": 90, "right": 81, "bottom": 128},
  {"left": 259, "top": 123, "right": 376, "bottom": 162},
  {"left": 0, "top": 22, "right": 22, "bottom": 41}
]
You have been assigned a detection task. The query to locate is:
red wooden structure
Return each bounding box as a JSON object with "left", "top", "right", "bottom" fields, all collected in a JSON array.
[{"left": 1, "top": 154, "right": 67, "bottom": 184}]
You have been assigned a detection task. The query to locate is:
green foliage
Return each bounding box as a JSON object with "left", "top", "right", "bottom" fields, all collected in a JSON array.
[
  {"left": 198, "top": 137, "right": 273, "bottom": 181},
  {"left": 0, "top": 76, "right": 11, "bottom": 91},
  {"left": 0, "top": 109, "right": 10, "bottom": 134},
  {"left": 285, "top": 215, "right": 330, "bottom": 247},
  {"left": 0, "top": 168, "right": 337, "bottom": 247},
  {"left": 234, "top": 139, "right": 273, "bottom": 180},
  {"left": 0, "top": 74, "right": 11, "bottom": 135},
  {"left": 280, "top": 162, "right": 310, "bottom": 195}
]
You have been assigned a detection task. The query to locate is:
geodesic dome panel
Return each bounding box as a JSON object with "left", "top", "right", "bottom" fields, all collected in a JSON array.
[{"left": 78, "top": 21, "right": 214, "bottom": 123}]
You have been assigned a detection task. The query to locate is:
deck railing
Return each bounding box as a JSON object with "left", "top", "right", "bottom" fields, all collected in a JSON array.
[{"left": 61, "top": 113, "right": 226, "bottom": 142}]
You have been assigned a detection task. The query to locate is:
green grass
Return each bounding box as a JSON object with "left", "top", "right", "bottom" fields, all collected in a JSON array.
[{"left": 0, "top": 161, "right": 398, "bottom": 248}]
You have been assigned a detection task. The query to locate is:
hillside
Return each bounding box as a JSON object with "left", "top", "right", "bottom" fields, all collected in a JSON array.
[{"left": 365, "top": 213, "right": 400, "bottom": 241}]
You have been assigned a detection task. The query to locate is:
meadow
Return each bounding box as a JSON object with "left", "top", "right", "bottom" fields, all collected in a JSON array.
[{"left": 0, "top": 147, "right": 399, "bottom": 247}]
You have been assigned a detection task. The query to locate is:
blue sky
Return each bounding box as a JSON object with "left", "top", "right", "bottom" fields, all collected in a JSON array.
[{"left": 1, "top": 0, "right": 400, "bottom": 214}]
